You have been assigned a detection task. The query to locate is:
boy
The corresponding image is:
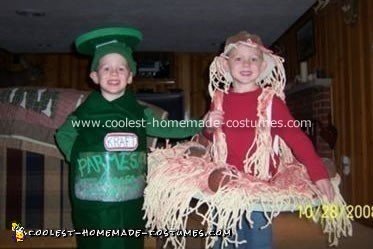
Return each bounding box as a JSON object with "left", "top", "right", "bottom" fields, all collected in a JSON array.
[
  {"left": 55, "top": 27, "right": 201, "bottom": 249},
  {"left": 204, "top": 31, "right": 334, "bottom": 249}
]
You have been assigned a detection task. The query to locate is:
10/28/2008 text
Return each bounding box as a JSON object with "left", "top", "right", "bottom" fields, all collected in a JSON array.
[{"left": 298, "top": 204, "right": 373, "bottom": 220}]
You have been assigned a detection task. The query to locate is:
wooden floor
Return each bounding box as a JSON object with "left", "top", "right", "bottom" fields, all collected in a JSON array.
[
  {"left": 154, "top": 212, "right": 373, "bottom": 249},
  {"left": 274, "top": 213, "right": 373, "bottom": 249},
  {"left": 1, "top": 213, "right": 372, "bottom": 249}
]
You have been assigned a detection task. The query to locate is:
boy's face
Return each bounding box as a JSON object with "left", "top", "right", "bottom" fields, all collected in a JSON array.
[
  {"left": 90, "top": 53, "right": 133, "bottom": 101},
  {"left": 226, "top": 44, "right": 267, "bottom": 90}
]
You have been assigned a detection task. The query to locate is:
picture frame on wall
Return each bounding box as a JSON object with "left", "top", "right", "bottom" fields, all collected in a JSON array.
[{"left": 296, "top": 18, "right": 315, "bottom": 61}]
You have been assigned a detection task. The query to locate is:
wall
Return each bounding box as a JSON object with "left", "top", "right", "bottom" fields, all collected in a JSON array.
[
  {"left": 286, "top": 86, "right": 333, "bottom": 159},
  {"left": 274, "top": 0, "right": 372, "bottom": 226},
  {"left": 0, "top": 52, "right": 215, "bottom": 119},
  {"left": 0, "top": 52, "right": 91, "bottom": 90},
  {"left": 174, "top": 53, "right": 215, "bottom": 119}
]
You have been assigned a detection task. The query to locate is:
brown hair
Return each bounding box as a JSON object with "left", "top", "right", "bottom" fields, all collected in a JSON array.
[
  {"left": 224, "top": 31, "right": 265, "bottom": 59},
  {"left": 225, "top": 31, "right": 264, "bottom": 47}
]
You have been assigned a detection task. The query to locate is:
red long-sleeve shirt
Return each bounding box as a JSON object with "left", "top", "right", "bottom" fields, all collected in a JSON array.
[{"left": 207, "top": 88, "right": 328, "bottom": 182}]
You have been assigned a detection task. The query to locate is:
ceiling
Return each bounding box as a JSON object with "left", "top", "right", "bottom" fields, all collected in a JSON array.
[{"left": 0, "top": 0, "right": 316, "bottom": 53}]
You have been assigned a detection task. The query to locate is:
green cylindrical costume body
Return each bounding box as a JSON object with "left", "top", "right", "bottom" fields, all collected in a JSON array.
[
  {"left": 70, "top": 90, "right": 146, "bottom": 249},
  {"left": 55, "top": 89, "right": 201, "bottom": 249}
]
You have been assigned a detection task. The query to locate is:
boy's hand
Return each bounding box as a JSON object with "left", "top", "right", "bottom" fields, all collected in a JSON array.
[{"left": 315, "top": 178, "right": 335, "bottom": 201}]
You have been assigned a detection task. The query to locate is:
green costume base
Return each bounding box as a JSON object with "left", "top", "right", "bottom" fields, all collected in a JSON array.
[
  {"left": 56, "top": 90, "right": 201, "bottom": 249},
  {"left": 73, "top": 198, "right": 144, "bottom": 249},
  {"left": 69, "top": 91, "right": 146, "bottom": 249}
]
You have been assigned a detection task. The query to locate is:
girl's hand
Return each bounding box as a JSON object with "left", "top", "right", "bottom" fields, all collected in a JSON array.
[
  {"left": 208, "top": 168, "right": 231, "bottom": 192},
  {"left": 204, "top": 110, "right": 224, "bottom": 132},
  {"left": 315, "top": 178, "right": 335, "bottom": 201}
]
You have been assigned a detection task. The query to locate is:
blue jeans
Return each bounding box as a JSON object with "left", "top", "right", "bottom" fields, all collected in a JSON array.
[{"left": 213, "top": 212, "right": 272, "bottom": 249}]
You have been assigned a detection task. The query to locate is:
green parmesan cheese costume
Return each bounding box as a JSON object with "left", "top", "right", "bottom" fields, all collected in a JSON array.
[{"left": 55, "top": 27, "right": 201, "bottom": 249}]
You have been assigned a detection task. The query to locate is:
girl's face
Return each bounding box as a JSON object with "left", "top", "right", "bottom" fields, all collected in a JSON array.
[
  {"left": 90, "top": 53, "right": 133, "bottom": 101},
  {"left": 226, "top": 44, "right": 266, "bottom": 92}
]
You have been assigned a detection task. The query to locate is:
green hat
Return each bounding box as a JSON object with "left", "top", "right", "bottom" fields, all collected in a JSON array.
[{"left": 75, "top": 27, "right": 143, "bottom": 73}]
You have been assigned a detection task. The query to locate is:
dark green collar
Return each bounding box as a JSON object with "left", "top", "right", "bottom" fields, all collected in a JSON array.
[{"left": 74, "top": 90, "right": 145, "bottom": 119}]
